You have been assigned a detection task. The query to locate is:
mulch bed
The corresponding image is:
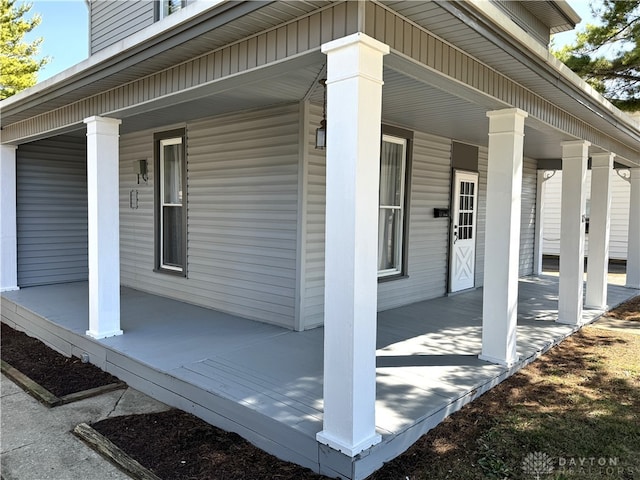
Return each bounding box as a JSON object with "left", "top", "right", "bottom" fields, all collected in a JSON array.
[
  {"left": 91, "top": 410, "right": 325, "bottom": 480},
  {"left": 0, "top": 322, "right": 121, "bottom": 397},
  {"left": 3, "top": 296, "right": 638, "bottom": 479},
  {"left": 603, "top": 295, "right": 640, "bottom": 322}
]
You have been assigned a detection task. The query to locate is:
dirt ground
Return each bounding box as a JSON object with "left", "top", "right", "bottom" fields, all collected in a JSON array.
[{"left": 0, "top": 323, "right": 120, "bottom": 397}]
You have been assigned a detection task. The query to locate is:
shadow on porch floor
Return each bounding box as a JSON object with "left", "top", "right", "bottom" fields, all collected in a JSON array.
[{"left": 1, "top": 274, "right": 637, "bottom": 478}]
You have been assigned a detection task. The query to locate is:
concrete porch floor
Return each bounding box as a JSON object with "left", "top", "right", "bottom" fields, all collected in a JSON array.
[{"left": 1, "top": 274, "right": 638, "bottom": 479}]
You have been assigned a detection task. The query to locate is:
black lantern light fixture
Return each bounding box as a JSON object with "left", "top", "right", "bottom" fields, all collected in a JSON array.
[{"left": 315, "top": 79, "right": 327, "bottom": 149}]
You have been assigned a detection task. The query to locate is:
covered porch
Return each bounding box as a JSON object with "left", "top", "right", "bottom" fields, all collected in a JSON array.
[{"left": 2, "top": 274, "right": 637, "bottom": 479}]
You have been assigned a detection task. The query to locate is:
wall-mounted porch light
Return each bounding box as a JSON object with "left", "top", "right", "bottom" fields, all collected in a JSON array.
[{"left": 315, "top": 79, "right": 327, "bottom": 150}]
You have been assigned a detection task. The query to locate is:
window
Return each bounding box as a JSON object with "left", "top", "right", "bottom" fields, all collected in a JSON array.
[
  {"left": 378, "top": 134, "right": 408, "bottom": 277},
  {"left": 155, "top": 129, "right": 186, "bottom": 275},
  {"left": 159, "top": 0, "right": 186, "bottom": 20}
]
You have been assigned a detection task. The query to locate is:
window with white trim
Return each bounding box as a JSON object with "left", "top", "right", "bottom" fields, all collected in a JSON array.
[
  {"left": 378, "top": 134, "right": 408, "bottom": 277},
  {"left": 155, "top": 130, "right": 186, "bottom": 274},
  {"left": 159, "top": 0, "right": 186, "bottom": 20}
]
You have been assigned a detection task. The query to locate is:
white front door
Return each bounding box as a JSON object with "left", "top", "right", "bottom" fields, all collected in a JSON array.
[{"left": 450, "top": 170, "right": 478, "bottom": 292}]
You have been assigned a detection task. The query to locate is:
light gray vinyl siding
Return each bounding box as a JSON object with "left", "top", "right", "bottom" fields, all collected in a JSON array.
[
  {"left": 475, "top": 147, "right": 488, "bottom": 287},
  {"left": 493, "top": 1, "right": 550, "bottom": 45},
  {"left": 16, "top": 136, "right": 88, "bottom": 287},
  {"left": 378, "top": 132, "right": 451, "bottom": 310},
  {"left": 475, "top": 152, "right": 538, "bottom": 286},
  {"left": 301, "top": 109, "right": 452, "bottom": 328},
  {"left": 519, "top": 157, "right": 538, "bottom": 276},
  {"left": 119, "top": 104, "right": 300, "bottom": 328},
  {"left": 300, "top": 103, "right": 326, "bottom": 329},
  {"left": 90, "top": 0, "right": 155, "bottom": 54}
]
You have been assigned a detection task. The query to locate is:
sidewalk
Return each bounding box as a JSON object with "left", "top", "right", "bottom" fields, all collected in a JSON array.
[{"left": 1, "top": 374, "right": 168, "bottom": 480}]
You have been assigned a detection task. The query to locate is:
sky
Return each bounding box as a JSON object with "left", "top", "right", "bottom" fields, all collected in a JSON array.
[
  {"left": 24, "top": 0, "right": 89, "bottom": 82},
  {"left": 23, "top": 0, "right": 599, "bottom": 83}
]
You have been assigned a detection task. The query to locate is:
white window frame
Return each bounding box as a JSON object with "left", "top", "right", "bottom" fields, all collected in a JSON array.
[
  {"left": 159, "top": 0, "right": 186, "bottom": 20},
  {"left": 159, "top": 136, "right": 184, "bottom": 272},
  {"left": 378, "top": 134, "right": 407, "bottom": 278}
]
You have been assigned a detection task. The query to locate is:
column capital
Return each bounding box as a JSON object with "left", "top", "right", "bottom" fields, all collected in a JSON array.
[
  {"left": 486, "top": 108, "right": 528, "bottom": 135},
  {"left": 321, "top": 32, "right": 390, "bottom": 56},
  {"left": 591, "top": 151, "right": 615, "bottom": 169},
  {"left": 561, "top": 140, "right": 591, "bottom": 159},
  {"left": 0, "top": 144, "right": 18, "bottom": 152},
  {"left": 322, "top": 33, "right": 389, "bottom": 86},
  {"left": 486, "top": 108, "right": 528, "bottom": 120}
]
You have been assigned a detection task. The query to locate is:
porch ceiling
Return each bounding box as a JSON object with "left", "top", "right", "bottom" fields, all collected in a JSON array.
[
  {"left": 382, "top": 0, "right": 640, "bottom": 165},
  {"left": 58, "top": 49, "right": 571, "bottom": 161}
]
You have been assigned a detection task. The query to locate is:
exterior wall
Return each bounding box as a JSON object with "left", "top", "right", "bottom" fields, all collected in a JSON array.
[
  {"left": 90, "top": 0, "right": 155, "bottom": 54},
  {"left": 519, "top": 157, "right": 538, "bottom": 275},
  {"left": 475, "top": 153, "right": 538, "bottom": 286},
  {"left": 493, "top": 1, "right": 550, "bottom": 45},
  {"left": 301, "top": 103, "right": 452, "bottom": 329},
  {"left": 16, "top": 136, "right": 88, "bottom": 286},
  {"left": 542, "top": 170, "right": 630, "bottom": 260},
  {"left": 119, "top": 104, "right": 300, "bottom": 328},
  {"left": 475, "top": 146, "right": 488, "bottom": 287}
]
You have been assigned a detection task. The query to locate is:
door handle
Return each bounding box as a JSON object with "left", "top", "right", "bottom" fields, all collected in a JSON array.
[{"left": 453, "top": 225, "right": 458, "bottom": 244}]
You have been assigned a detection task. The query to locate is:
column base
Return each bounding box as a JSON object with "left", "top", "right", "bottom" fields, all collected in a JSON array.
[
  {"left": 555, "top": 316, "right": 584, "bottom": 326},
  {"left": 0, "top": 286, "right": 20, "bottom": 292},
  {"left": 584, "top": 303, "right": 607, "bottom": 310},
  {"left": 478, "top": 353, "right": 519, "bottom": 368},
  {"left": 86, "top": 329, "right": 123, "bottom": 339},
  {"left": 316, "top": 430, "right": 382, "bottom": 457}
]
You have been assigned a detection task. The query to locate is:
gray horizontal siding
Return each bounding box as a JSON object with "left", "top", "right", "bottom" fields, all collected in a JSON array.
[
  {"left": 119, "top": 104, "right": 300, "bottom": 328},
  {"left": 90, "top": 0, "right": 155, "bottom": 54},
  {"left": 301, "top": 107, "right": 452, "bottom": 328},
  {"left": 378, "top": 131, "right": 451, "bottom": 310},
  {"left": 16, "top": 136, "right": 88, "bottom": 287},
  {"left": 301, "top": 103, "right": 327, "bottom": 329},
  {"left": 475, "top": 147, "right": 488, "bottom": 287},
  {"left": 475, "top": 152, "right": 538, "bottom": 285},
  {"left": 519, "top": 157, "right": 538, "bottom": 276}
]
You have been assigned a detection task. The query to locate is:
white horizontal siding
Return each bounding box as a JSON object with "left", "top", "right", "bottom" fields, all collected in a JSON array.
[
  {"left": 542, "top": 170, "right": 630, "bottom": 260},
  {"left": 119, "top": 104, "right": 300, "bottom": 328}
]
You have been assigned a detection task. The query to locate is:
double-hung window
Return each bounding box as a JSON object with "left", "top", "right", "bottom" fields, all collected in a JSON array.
[
  {"left": 155, "top": 129, "right": 186, "bottom": 275},
  {"left": 159, "top": 0, "right": 186, "bottom": 20},
  {"left": 378, "top": 134, "right": 409, "bottom": 278}
]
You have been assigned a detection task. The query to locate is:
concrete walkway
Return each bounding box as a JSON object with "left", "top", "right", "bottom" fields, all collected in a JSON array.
[{"left": 0, "top": 374, "right": 168, "bottom": 480}]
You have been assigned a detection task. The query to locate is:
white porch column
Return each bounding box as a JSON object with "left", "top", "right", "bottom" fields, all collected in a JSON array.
[
  {"left": 585, "top": 152, "right": 615, "bottom": 309},
  {"left": 557, "top": 140, "right": 590, "bottom": 325},
  {"left": 0, "top": 145, "right": 19, "bottom": 292},
  {"left": 479, "top": 108, "right": 528, "bottom": 367},
  {"left": 316, "top": 33, "right": 388, "bottom": 457},
  {"left": 84, "top": 116, "right": 123, "bottom": 339},
  {"left": 627, "top": 168, "right": 640, "bottom": 289}
]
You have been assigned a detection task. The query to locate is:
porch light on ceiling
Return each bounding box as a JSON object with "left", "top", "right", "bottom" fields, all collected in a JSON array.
[{"left": 315, "top": 79, "right": 327, "bottom": 150}]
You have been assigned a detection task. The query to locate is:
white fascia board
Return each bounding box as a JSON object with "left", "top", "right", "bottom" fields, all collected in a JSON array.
[
  {"left": 0, "top": 0, "right": 227, "bottom": 110},
  {"left": 466, "top": 1, "right": 640, "bottom": 137}
]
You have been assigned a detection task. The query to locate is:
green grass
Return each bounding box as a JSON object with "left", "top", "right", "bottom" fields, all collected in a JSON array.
[{"left": 371, "top": 299, "right": 640, "bottom": 480}]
